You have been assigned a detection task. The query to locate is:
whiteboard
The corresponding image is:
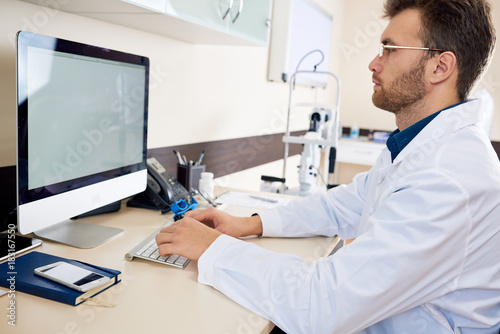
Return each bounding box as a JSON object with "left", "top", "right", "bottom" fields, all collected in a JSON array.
[{"left": 267, "top": 0, "right": 333, "bottom": 87}]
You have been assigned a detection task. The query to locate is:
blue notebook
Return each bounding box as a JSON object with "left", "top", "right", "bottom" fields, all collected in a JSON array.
[{"left": 0, "top": 251, "right": 121, "bottom": 306}]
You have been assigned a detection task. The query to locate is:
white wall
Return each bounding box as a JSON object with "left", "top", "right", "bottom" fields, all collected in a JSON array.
[
  {"left": 223, "top": 0, "right": 500, "bottom": 191},
  {"left": 1, "top": 0, "right": 498, "bottom": 187},
  {"left": 338, "top": 0, "right": 500, "bottom": 139},
  {"left": 0, "top": 0, "right": 342, "bottom": 169}
]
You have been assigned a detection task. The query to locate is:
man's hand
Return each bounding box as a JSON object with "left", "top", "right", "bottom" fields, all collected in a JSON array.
[
  {"left": 155, "top": 208, "right": 263, "bottom": 261},
  {"left": 185, "top": 207, "right": 263, "bottom": 238},
  {"left": 155, "top": 217, "right": 222, "bottom": 261}
]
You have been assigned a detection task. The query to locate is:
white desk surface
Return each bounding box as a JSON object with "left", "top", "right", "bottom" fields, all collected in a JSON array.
[{"left": 0, "top": 195, "right": 335, "bottom": 334}]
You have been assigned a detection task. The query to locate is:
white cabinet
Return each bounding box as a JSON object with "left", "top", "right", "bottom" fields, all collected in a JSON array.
[
  {"left": 335, "top": 139, "right": 385, "bottom": 184},
  {"left": 224, "top": 0, "right": 273, "bottom": 45},
  {"left": 161, "top": 0, "right": 272, "bottom": 45},
  {"left": 20, "top": 0, "right": 272, "bottom": 46}
]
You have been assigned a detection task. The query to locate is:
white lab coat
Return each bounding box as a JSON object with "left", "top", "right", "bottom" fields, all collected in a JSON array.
[{"left": 198, "top": 99, "right": 500, "bottom": 333}]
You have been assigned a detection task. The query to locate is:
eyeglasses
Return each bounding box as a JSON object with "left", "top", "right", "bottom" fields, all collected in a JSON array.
[{"left": 379, "top": 43, "right": 445, "bottom": 57}]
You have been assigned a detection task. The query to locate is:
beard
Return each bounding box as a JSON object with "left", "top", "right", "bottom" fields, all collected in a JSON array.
[{"left": 372, "top": 57, "right": 427, "bottom": 114}]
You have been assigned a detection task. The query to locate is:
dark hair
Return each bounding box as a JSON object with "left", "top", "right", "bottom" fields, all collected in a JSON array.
[{"left": 383, "top": 0, "right": 496, "bottom": 101}]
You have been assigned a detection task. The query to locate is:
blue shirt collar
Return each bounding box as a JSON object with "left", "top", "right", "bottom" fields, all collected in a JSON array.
[{"left": 386, "top": 102, "right": 465, "bottom": 162}]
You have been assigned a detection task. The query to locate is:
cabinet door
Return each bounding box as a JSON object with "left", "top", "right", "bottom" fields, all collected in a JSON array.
[
  {"left": 228, "top": 0, "right": 272, "bottom": 45},
  {"left": 125, "top": 0, "right": 271, "bottom": 45},
  {"left": 167, "top": 0, "right": 227, "bottom": 30},
  {"left": 168, "top": 0, "right": 272, "bottom": 45}
]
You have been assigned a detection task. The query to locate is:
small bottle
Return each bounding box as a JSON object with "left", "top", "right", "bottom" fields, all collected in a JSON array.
[
  {"left": 198, "top": 172, "right": 214, "bottom": 199},
  {"left": 350, "top": 123, "right": 359, "bottom": 139}
]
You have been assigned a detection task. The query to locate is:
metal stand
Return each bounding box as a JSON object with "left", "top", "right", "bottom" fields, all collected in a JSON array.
[
  {"left": 34, "top": 220, "right": 123, "bottom": 249},
  {"left": 281, "top": 70, "right": 341, "bottom": 194}
]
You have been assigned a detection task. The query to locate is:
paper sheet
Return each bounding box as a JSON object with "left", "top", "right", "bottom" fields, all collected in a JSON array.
[{"left": 215, "top": 191, "right": 291, "bottom": 210}]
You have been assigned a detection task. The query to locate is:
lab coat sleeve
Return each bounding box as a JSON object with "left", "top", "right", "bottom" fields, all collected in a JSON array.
[
  {"left": 259, "top": 170, "right": 371, "bottom": 239},
  {"left": 197, "top": 169, "right": 471, "bottom": 333}
]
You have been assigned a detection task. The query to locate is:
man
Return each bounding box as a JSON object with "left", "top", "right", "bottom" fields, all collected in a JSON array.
[{"left": 156, "top": 0, "right": 500, "bottom": 332}]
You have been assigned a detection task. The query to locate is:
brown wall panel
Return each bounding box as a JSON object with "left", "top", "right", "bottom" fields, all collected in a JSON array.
[{"left": 148, "top": 130, "right": 307, "bottom": 178}]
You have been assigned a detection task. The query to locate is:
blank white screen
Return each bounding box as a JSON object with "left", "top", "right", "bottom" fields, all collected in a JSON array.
[{"left": 26, "top": 47, "right": 146, "bottom": 190}]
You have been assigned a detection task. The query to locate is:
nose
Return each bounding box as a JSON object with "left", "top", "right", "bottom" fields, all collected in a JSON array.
[{"left": 368, "top": 55, "right": 382, "bottom": 74}]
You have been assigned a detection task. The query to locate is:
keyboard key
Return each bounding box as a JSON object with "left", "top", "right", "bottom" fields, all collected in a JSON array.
[
  {"left": 166, "top": 255, "right": 179, "bottom": 264},
  {"left": 175, "top": 256, "right": 188, "bottom": 266},
  {"left": 129, "top": 234, "right": 190, "bottom": 268},
  {"left": 142, "top": 247, "right": 156, "bottom": 257},
  {"left": 149, "top": 249, "right": 160, "bottom": 259}
]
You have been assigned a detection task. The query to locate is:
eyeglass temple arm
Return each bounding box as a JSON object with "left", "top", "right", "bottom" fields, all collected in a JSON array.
[{"left": 383, "top": 45, "right": 444, "bottom": 52}]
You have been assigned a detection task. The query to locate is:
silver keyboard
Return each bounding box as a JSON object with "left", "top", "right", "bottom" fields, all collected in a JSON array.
[{"left": 124, "top": 222, "right": 190, "bottom": 269}]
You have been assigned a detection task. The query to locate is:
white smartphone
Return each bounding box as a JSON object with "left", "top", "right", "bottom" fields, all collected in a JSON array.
[{"left": 34, "top": 261, "right": 111, "bottom": 292}]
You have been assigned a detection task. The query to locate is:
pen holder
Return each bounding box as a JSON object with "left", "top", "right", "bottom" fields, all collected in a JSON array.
[{"left": 177, "top": 164, "right": 206, "bottom": 191}]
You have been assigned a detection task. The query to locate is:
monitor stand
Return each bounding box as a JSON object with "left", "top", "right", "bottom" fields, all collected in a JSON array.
[{"left": 34, "top": 220, "right": 123, "bottom": 249}]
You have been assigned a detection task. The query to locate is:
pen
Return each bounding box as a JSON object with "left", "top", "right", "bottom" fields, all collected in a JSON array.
[
  {"left": 249, "top": 195, "right": 278, "bottom": 204},
  {"left": 195, "top": 150, "right": 205, "bottom": 166},
  {"left": 182, "top": 155, "right": 188, "bottom": 165},
  {"left": 173, "top": 150, "right": 184, "bottom": 165}
]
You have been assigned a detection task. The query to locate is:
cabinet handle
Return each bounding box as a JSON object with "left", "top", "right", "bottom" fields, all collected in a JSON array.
[
  {"left": 232, "top": 0, "right": 243, "bottom": 24},
  {"left": 222, "top": 0, "right": 233, "bottom": 21}
]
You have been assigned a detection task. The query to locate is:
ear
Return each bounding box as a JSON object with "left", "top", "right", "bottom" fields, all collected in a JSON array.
[{"left": 429, "top": 51, "right": 457, "bottom": 84}]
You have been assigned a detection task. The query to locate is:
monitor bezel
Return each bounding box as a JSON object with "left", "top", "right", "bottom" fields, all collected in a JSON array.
[{"left": 16, "top": 31, "right": 149, "bottom": 207}]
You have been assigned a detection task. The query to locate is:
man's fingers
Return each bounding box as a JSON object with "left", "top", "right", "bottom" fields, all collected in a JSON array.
[
  {"left": 185, "top": 208, "right": 218, "bottom": 228},
  {"left": 185, "top": 207, "right": 216, "bottom": 220},
  {"left": 157, "top": 243, "right": 175, "bottom": 257},
  {"left": 154, "top": 217, "right": 220, "bottom": 261},
  {"left": 155, "top": 231, "right": 173, "bottom": 244},
  {"left": 159, "top": 221, "right": 180, "bottom": 233},
  {"left": 156, "top": 230, "right": 178, "bottom": 256}
]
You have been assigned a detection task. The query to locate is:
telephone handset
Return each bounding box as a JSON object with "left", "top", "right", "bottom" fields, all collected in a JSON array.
[{"left": 144, "top": 157, "right": 190, "bottom": 211}]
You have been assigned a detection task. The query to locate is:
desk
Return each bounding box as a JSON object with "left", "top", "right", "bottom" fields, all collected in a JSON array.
[{"left": 0, "top": 196, "right": 335, "bottom": 333}]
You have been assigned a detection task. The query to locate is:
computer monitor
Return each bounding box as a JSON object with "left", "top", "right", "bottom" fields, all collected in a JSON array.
[{"left": 16, "top": 31, "right": 149, "bottom": 248}]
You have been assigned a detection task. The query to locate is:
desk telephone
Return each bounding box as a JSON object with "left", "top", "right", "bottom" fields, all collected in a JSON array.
[
  {"left": 145, "top": 157, "right": 190, "bottom": 210},
  {"left": 127, "top": 157, "right": 190, "bottom": 213}
]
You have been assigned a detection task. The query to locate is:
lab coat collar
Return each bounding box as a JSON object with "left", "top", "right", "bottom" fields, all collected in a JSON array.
[
  {"left": 387, "top": 99, "right": 483, "bottom": 165},
  {"left": 386, "top": 109, "right": 444, "bottom": 162}
]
